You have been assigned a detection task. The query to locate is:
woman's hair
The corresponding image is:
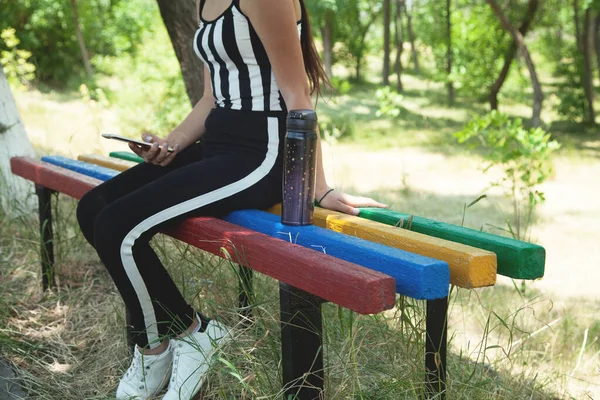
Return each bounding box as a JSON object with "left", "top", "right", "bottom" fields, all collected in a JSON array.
[{"left": 299, "top": 0, "right": 330, "bottom": 96}]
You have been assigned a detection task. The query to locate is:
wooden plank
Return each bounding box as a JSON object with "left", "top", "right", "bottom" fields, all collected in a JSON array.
[
  {"left": 267, "top": 204, "right": 496, "bottom": 289},
  {"left": 11, "top": 157, "right": 101, "bottom": 199},
  {"left": 9, "top": 157, "right": 397, "bottom": 315},
  {"left": 224, "top": 210, "right": 450, "bottom": 300},
  {"left": 358, "top": 208, "right": 545, "bottom": 280},
  {"left": 41, "top": 156, "right": 118, "bottom": 181},
  {"left": 109, "top": 151, "right": 144, "bottom": 163},
  {"left": 167, "top": 218, "right": 396, "bottom": 315},
  {"left": 69, "top": 155, "right": 494, "bottom": 288},
  {"left": 76, "top": 155, "right": 497, "bottom": 287},
  {"left": 78, "top": 154, "right": 136, "bottom": 172},
  {"left": 40, "top": 155, "right": 450, "bottom": 299}
]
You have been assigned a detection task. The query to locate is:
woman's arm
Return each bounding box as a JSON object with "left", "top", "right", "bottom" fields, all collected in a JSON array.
[
  {"left": 245, "top": 0, "right": 386, "bottom": 214},
  {"left": 244, "top": 0, "right": 330, "bottom": 192},
  {"left": 131, "top": 65, "right": 215, "bottom": 165},
  {"left": 165, "top": 65, "right": 215, "bottom": 149}
]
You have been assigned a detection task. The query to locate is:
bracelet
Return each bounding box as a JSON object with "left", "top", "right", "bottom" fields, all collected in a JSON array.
[{"left": 318, "top": 188, "right": 335, "bottom": 204}]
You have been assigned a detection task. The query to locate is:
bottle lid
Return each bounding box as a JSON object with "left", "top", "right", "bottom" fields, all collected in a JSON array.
[{"left": 287, "top": 109, "right": 318, "bottom": 132}]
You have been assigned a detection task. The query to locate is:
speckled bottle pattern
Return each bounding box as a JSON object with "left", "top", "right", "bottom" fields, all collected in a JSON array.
[{"left": 281, "top": 110, "right": 318, "bottom": 226}]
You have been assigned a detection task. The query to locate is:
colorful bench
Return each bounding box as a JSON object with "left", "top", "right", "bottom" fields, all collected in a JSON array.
[{"left": 11, "top": 152, "right": 546, "bottom": 400}]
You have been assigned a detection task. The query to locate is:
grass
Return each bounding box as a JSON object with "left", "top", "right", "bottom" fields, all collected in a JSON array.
[
  {"left": 4, "top": 46, "right": 600, "bottom": 398},
  {"left": 1, "top": 190, "right": 599, "bottom": 399}
]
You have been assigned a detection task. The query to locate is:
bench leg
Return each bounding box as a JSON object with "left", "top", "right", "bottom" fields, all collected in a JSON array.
[
  {"left": 35, "top": 185, "right": 56, "bottom": 291},
  {"left": 280, "top": 283, "right": 325, "bottom": 400},
  {"left": 238, "top": 265, "right": 254, "bottom": 323},
  {"left": 425, "top": 297, "right": 448, "bottom": 399}
]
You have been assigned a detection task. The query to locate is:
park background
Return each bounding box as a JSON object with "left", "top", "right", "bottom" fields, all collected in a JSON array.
[{"left": 0, "top": 0, "right": 599, "bottom": 398}]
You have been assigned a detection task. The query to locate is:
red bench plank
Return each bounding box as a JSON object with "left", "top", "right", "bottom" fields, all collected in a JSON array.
[
  {"left": 166, "top": 220, "right": 395, "bottom": 314},
  {"left": 11, "top": 157, "right": 396, "bottom": 315},
  {"left": 11, "top": 157, "right": 101, "bottom": 199}
]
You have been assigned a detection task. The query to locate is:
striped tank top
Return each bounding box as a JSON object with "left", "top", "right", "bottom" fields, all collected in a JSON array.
[{"left": 194, "top": 0, "right": 303, "bottom": 112}]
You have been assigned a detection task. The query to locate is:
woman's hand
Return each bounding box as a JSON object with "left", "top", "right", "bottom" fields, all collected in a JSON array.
[
  {"left": 317, "top": 189, "right": 388, "bottom": 216},
  {"left": 129, "top": 134, "right": 181, "bottom": 166}
]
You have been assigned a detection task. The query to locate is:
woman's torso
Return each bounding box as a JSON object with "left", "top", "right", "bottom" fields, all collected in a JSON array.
[{"left": 194, "top": 0, "right": 302, "bottom": 112}]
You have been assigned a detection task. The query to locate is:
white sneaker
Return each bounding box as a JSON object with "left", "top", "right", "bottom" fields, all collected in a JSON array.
[
  {"left": 162, "top": 320, "right": 232, "bottom": 400},
  {"left": 116, "top": 343, "right": 173, "bottom": 400}
]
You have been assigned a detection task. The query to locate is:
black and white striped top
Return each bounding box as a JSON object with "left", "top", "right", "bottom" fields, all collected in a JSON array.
[{"left": 194, "top": 0, "right": 302, "bottom": 112}]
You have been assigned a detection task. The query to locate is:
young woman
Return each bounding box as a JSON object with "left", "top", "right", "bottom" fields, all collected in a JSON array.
[{"left": 77, "top": 0, "right": 385, "bottom": 399}]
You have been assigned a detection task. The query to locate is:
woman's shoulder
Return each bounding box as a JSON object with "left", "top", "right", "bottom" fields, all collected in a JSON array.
[{"left": 237, "top": 0, "right": 302, "bottom": 22}]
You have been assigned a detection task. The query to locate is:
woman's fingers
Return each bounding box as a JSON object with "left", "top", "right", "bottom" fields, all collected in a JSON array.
[
  {"left": 319, "top": 192, "right": 359, "bottom": 216},
  {"left": 153, "top": 143, "right": 171, "bottom": 164},
  {"left": 336, "top": 201, "right": 360, "bottom": 216},
  {"left": 341, "top": 193, "right": 388, "bottom": 208},
  {"left": 319, "top": 191, "right": 388, "bottom": 216},
  {"left": 129, "top": 142, "right": 146, "bottom": 157},
  {"left": 144, "top": 142, "right": 161, "bottom": 163},
  {"left": 158, "top": 144, "right": 180, "bottom": 166}
]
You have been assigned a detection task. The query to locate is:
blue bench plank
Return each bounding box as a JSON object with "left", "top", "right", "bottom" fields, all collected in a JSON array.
[
  {"left": 41, "top": 156, "right": 119, "bottom": 181},
  {"left": 224, "top": 210, "right": 449, "bottom": 300},
  {"left": 46, "top": 156, "right": 450, "bottom": 299}
]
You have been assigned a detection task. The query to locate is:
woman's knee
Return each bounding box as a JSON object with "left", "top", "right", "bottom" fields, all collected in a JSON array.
[
  {"left": 92, "top": 200, "right": 152, "bottom": 261},
  {"left": 77, "top": 189, "right": 108, "bottom": 246}
]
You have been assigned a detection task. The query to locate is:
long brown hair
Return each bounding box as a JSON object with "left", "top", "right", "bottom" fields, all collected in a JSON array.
[{"left": 299, "top": 0, "right": 331, "bottom": 96}]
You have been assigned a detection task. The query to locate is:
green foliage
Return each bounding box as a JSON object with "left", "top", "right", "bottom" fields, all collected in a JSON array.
[
  {"left": 415, "top": 1, "right": 518, "bottom": 98},
  {"left": 0, "top": 28, "right": 36, "bottom": 88},
  {"left": 0, "top": 0, "right": 155, "bottom": 86},
  {"left": 456, "top": 111, "right": 560, "bottom": 239},
  {"left": 330, "top": 76, "right": 353, "bottom": 95},
  {"left": 318, "top": 113, "right": 355, "bottom": 143},
  {"left": 306, "top": 0, "right": 382, "bottom": 80},
  {"left": 94, "top": 17, "right": 190, "bottom": 137},
  {"left": 375, "top": 86, "right": 404, "bottom": 118},
  {"left": 551, "top": 59, "right": 588, "bottom": 122}
]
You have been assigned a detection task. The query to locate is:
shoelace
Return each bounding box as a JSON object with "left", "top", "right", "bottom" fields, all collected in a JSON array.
[
  {"left": 126, "top": 351, "right": 154, "bottom": 390},
  {"left": 169, "top": 341, "right": 185, "bottom": 386}
]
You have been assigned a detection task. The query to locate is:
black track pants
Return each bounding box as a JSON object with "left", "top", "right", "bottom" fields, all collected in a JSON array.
[{"left": 77, "top": 108, "right": 285, "bottom": 348}]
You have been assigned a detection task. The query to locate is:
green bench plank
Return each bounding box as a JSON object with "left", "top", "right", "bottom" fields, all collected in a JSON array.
[
  {"left": 358, "top": 208, "right": 545, "bottom": 280},
  {"left": 109, "top": 151, "right": 144, "bottom": 163}
]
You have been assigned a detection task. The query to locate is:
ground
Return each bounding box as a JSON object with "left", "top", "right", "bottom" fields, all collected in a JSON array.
[
  {"left": 323, "top": 144, "right": 600, "bottom": 300},
  {"left": 5, "top": 86, "right": 600, "bottom": 399}
]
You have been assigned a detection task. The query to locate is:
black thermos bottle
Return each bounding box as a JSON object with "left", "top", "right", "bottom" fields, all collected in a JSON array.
[{"left": 281, "top": 109, "right": 318, "bottom": 226}]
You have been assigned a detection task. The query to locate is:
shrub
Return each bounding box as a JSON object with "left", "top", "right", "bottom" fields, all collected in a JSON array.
[{"left": 455, "top": 111, "right": 561, "bottom": 239}]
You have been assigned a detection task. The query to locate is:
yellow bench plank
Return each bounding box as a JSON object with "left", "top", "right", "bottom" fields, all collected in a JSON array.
[
  {"left": 78, "top": 154, "right": 137, "bottom": 172},
  {"left": 267, "top": 204, "right": 497, "bottom": 289}
]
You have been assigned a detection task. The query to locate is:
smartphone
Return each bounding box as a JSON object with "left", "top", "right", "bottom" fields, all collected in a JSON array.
[{"left": 102, "top": 133, "right": 174, "bottom": 153}]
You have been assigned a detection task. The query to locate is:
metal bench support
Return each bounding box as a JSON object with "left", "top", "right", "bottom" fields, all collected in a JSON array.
[
  {"left": 36, "top": 185, "right": 56, "bottom": 291},
  {"left": 280, "top": 283, "right": 325, "bottom": 400},
  {"left": 425, "top": 296, "right": 448, "bottom": 399}
]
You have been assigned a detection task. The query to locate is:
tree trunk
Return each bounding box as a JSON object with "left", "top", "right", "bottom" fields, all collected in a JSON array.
[
  {"left": 383, "top": 0, "right": 391, "bottom": 85},
  {"left": 447, "top": 0, "right": 454, "bottom": 104},
  {"left": 583, "top": 8, "right": 596, "bottom": 123},
  {"left": 355, "top": 13, "right": 380, "bottom": 81},
  {"left": 0, "top": 68, "right": 36, "bottom": 216},
  {"left": 489, "top": 0, "right": 539, "bottom": 110},
  {"left": 394, "top": 0, "right": 404, "bottom": 92},
  {"left": 487, "top": 0, "right": 543, "bottom": 127},
  {"left": 404, "top": 2, "right": 420, "bottom": 74},
  {"left": 595, "top": 15, "right": 600, "bottom": 75},
  {"left": 321, "top": 10, "right": 334, "bottom": 79},
  {"left": 69, "top": 0, "right": 93, "bottom": 78},
  {"left": 156, "top": 0, "right": 205, "bottom": 105},
  {"left": 574, "top": 0, "right": 583, "bottom": 53}
]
